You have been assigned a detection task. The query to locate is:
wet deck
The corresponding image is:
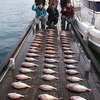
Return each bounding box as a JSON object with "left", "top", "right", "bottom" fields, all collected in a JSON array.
[{"left": 0, "top": 26, "right": 100, "bottom": 100}]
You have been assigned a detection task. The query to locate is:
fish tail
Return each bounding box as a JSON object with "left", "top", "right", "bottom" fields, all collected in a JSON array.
[
  {"left": 89, "top": 89, "right": 96, "bottom": 93},
  {"left": 23, "top": 95, "right": 28, "bottom": 98},
  {"left": 31, "top": 77, "right": 35, "bottom": 79},
  {"left": 34, "top": 69, "right": 37, "bottom": 72},
  {"left": 82, "top": 79, "right": 87, "bottom": 81},
  {"left": 29, "top": 85, "right": 35, "bottom": 88},
  {"left": 58, "top": 97, "right": 62, "bottom": 100}
]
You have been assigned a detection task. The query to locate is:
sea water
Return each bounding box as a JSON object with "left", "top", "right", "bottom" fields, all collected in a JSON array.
[{"left": 0, "top": 0, "right": 35, "bottom": 63}]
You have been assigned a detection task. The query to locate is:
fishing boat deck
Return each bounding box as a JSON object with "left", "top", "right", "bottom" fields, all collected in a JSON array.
[{"left": 0, "top": 21, "right": 100, "bottom": 100}]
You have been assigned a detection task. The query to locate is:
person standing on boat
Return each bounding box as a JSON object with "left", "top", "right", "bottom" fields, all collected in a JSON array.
[
  {"left": 61, "top": 1, "right": 74, "bottom": 30},
  {"left": 35, "top": 0, "right": 45, "bottom": 6},
  {"left": 46, "top": 3, "right": 59, "bottom": 27},
  {"left": 32, "top": 2, "right": 46, "bottom": 29}
]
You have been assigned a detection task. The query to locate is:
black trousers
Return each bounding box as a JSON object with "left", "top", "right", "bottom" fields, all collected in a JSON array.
[{"left": 47, "top": 17, "right": 58, "bottom": 25}]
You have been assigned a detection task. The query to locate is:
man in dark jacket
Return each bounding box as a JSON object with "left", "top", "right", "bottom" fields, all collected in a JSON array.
[
  {"left": 35, "top": 0, "right": 45, "bottom": 6},
  {"left": 61, "top": 1, "right": 74, "bottom": 30},
  {"left": 46, "top": 3, "right": 59, "bottom": 27}
]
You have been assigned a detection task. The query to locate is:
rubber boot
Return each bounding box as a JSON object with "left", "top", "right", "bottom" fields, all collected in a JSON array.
[
  {"left": 67, "top": 24, "right": 69, "bottom": 31},
  {"left": 36, "top": 24, "right": 39, "bottom": 30},
  {"left": 41, "top": 24, "right": 45, "bottom": 29}
]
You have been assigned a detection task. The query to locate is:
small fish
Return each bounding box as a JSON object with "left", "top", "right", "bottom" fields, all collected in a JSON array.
[
  {"left": 65, "top": 65, "right": 78, "bottom": 69},
  {"left": 62, "top": 47, "right": 72, "bottom": 50},
  {"left": 46, "top": 44, "right": 56, "bottom": 47},
  {"left": 39, "top": 84, "right": 57, "bottom": 91},
  {"left": 31, "top": 43, "right": 42, "bottom": 47},
  {"left": 30, "top": 46, "right": 40, "bottom": 50},
  {"left": 38, "top": 94, "right": 61, "bottom": 100},
  {"left": 34, "top": 38, "right": 43, "bottom": 41},
  {"left": 8, "top": 93, "right": 27, "bottom": 99},
  {"left": 67, "top": 76, "right": 86, "bottom": 82},
  {"left": 28, "top": 49, "right": 39, "bottom": 53},
  {"left": 32, "top": 41, "right": 43, "bottom": 44},
  {"left": 44, "top": 64, "right": 58, "bottom": 68},
  {"left": 12, "top": 82, "right": 33, "bottom": 89},
  {"left": 24, "top": 57, "right": 38, "bottom": 62},
  {"left": 21, "top": 62, "right": 39, "bottom": 67},
  {"left": 19, "top": 68, "right": 37, "bottom": 73},
  {"left": 46, "top": 41, "right": 56, "bottom": 44},
  {"left": 45, "top": 50, "right": 58, "bottom": 54},
  {"left": 61, "top": 41, "right": 69, "bottom": 44},
  {"left": 46, "top": 47, "right": 57, "bottom": 50},
  {"left": 64, "top": 59, "right": 79, "bottom": 64},
  {"left": 70, "top": 96, "right": 86, "bottom": 100},
  {"left": 44, "top": 58, "right": 59, "bottom": 63},
  {"left": 45, "top": 54, "right": 59, "bottom": 58},
  {"left": 16, "top": 74, "right": 35, "bottom": 80},
  {"left": 66, "top": 83, "right": 94, "bottom": 92},
  {"left": 36, "top": 33, "right": 44, "bottom": 37},
  {"left": 64, "top": 55, "right": 74, "bottom": 59},
  {"left": 26, "top": 53, "right": 40, "bottom": 57},
  {"left": 43, "top": 69, "right": 58, "bottom": 74},
  {"left": 62, "top": 44, "right": 70, "bottom": 47},
  {"left": 41, "top": 75, "right": 59, "bottom": 81},
  {"left": 66, "top": 69, "right": 81, "bottom": 75},
  {"left": 64, "top": 51, "right": 75, "bottom": 54}
]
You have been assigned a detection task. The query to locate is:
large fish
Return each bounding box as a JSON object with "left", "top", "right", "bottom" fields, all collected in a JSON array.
[
  {"left": 45, "top": 50, "right": 58, "bottom": 54},
  {"left": 19, "top": 68, "right": 37, "bottom": 73},
  {"left": 66, "top": 69, "right": 81, "bottom": 75},
  {"left": 16, "top": 74, "right": 35, "bottom": 80},
  {"left": 28, "top": 49, "right": 39, "bottom": 53},
  {"left": 42, "top": 69, "right": 58, "bottom": 74},
  {"left": 45, "top": 54, "right": 59, "bottom": 58},
  {"left": 8, "top": 93, "right": 27, "bottom": 99},
  {"left": 67, "top": 76, "right": 86, "bottom": 82},
  {"left": 44, "top": 64, "right": 58, "bottom": 68},
  {"left": 65, "top": 65, "right": 78, "bottom": 69},
  {"left": 38, "top": 94, "right": 61, "bottom": 100},
  {"left": 44, "top": 58, "right": 59, "bottom": 63},
  {"left": 26, "top": 53, "right": 40, "bottom": 57},
  {"left": 12, "top": 82, "right": 33, "bottom": 89},
  {"left": 64, "top": 55, "right": 74, "bottom": 59},
  {"left": 70, "top": 96, "right": 86, "bottom": 100},
  {"left": 21, "top": 62, "right": 39, "bottom": 67},
  {"left": 64, "top": 59, "right": 79, "bottom": 64},
  {"left": 66, "top": 83, "right": 94, "bottom": 92},
  {"left": 39, "top": 84, "right": 57, "bottom": 91},
  {"left": 41, "top": 75, "right": 59, "bottom": 81},
  {"left": 24, "top": 57, "right": 38, "bottom": 62},
  {"left": 64, "top": 51, "right": 75, "bottom": 54}
]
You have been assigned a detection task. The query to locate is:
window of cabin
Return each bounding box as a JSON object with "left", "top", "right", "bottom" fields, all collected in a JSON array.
[
  {"left": 82, "top": 0, "right": 89, "bottom": 8},
  {"left": 89, "top": 1, "right": 100, "bottom": 11}
]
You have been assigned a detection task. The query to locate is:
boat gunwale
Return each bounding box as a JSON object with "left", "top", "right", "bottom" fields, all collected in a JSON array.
[{"left": 0, "top": 19, "right": 35, "bottom": 76}]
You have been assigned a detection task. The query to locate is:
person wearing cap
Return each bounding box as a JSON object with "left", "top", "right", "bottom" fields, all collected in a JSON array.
[
  {"left": 35, "top": 0, "right": 45, "bottom": 6},
  {"left": 46, "top": 3, "right": 59, "bottom": 27},
  {"left": 32, "top": 2, "right": 46, "bottom": 29},
  {"left": 61, "top": 1, "right": 74, "bottom": 30}
]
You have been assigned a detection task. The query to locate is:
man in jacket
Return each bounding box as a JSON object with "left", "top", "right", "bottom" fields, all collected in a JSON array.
[
  {"left": 61, "top": 1, "right": 74, "bottom": 30},
  {"left": 46, "top": 3, "right": 59, "bottom": 27},
  {"left": 32, "top": 2, "right": 46, "bottom": 29}
]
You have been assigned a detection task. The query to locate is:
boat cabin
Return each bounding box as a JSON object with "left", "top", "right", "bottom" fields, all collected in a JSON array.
[{"left": 81, "top": 0, "right": 100, "bottom": 30}]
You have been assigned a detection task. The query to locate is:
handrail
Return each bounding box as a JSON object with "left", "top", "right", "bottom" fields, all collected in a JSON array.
[
  {"left": 71, "top": 22, "right": 100, "bottom": 75},
  {"left": 0, "top": 19, "right": 35, "bottom": 76}
]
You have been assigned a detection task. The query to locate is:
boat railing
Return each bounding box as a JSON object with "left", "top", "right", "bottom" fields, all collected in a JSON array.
[{"left": 0, "top": 19, "right": 35, "bottom": 83}]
